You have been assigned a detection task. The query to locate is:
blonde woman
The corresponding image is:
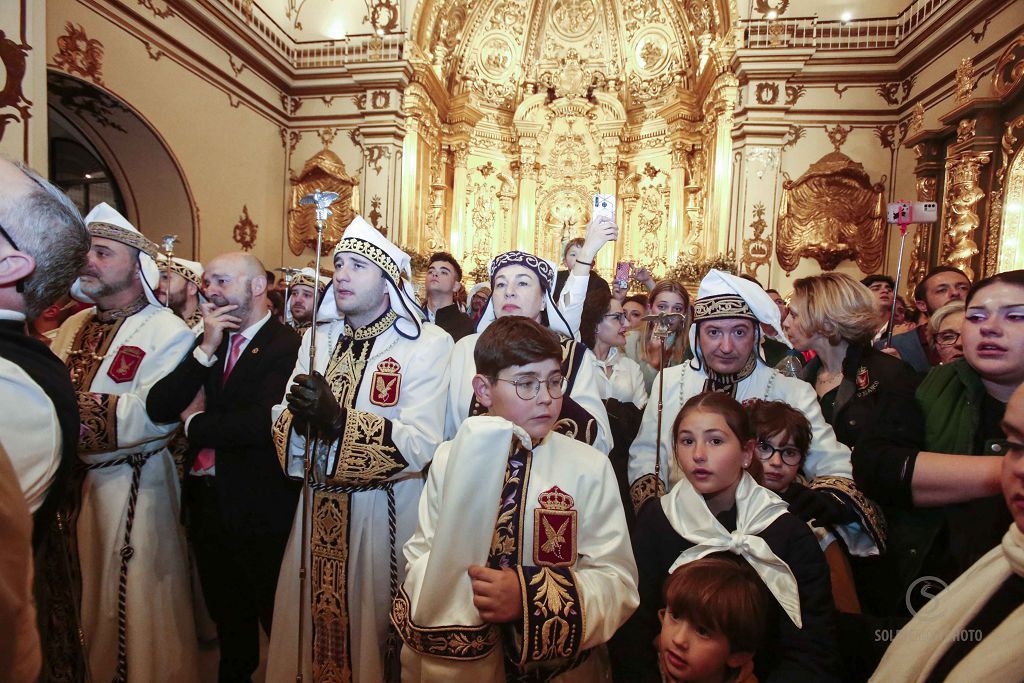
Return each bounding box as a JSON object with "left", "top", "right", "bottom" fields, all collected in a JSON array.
[
  {"left": 928, "top": 300, "right": 966, "bottom": 365},
  {"left": 624, "top": 279, "right": 690, "bottom": 391}
]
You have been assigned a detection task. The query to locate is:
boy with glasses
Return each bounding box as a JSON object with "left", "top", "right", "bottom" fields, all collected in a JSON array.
[{"left": 393, "top": 315, "right": 638, "bottom": 681}]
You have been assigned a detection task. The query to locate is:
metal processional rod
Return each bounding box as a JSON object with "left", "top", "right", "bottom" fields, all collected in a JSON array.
[
  {"left": 160, "top": 234, "right": 179, "bottom": 308},
  {"left": 293, "top": 189, "right": 339, "bottom": 682}
]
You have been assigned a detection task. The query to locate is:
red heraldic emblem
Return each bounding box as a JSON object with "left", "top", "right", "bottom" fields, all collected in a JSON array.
[
  {"left": 370, "top": 357, "right": 402, "bottom": 407},
  {"left": 534, "top": 486, "right": 577, "bottom": 568},
  {"left": 107, "top": 345, "right": 145, "bottom": 383},
  {"left": 856, "top": 366, "right": 870, "bottom": 391}
]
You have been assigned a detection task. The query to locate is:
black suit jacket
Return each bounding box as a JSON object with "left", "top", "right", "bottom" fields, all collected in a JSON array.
[{"left": 147, "top": 315, "right": 300, "bottom": 537}]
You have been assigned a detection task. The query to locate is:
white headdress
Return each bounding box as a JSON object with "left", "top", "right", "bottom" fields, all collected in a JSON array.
[{"left": 72, "top": 203, "right": 162, "bottom": 307}]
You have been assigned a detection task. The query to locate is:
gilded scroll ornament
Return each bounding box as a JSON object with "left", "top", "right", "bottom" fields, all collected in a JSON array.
[
  {"left": 287, "top": 150, "right": 357, "bottom": 256},
  {"left": 942, "top": 151, "right": 991, "bottom": 280},
  {"left": 0, "top": 29, "right": 30, "bottom": 138},
  {"left": 232, "top": 206, "right": 258, "bottom": 251},
  {"left": 992, "top": 36, "right": 1024, "bottom": 98},
  {"left": 956, "top": 119, "right": 976, "bottom": 143},
  {"left": 906, "top": 176, "right": 936, "bottom": 298},
  {"left": 909, "top": 102, "right": 925, "bottom": 134},
  {"left": 776, "top": 152, "right": 887, "bottom": 274}
]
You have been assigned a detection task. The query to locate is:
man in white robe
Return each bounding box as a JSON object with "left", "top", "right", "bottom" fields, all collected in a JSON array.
[
  {"left": 50, "top": 203, "right": 199, "bottom": 682},
  {"left": 155, "top": 254, "right": 205, "bottom": 332},
  {"left": 628, "top": 270, "right": 884, "bottom": 557},
  {"left": 267, "top": 216, "right": 452, "bottom": 683}
]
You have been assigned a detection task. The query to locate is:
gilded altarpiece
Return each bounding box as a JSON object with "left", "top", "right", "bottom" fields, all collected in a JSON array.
[{"left": 405, "top": 0, "right": 734, "bottom": 276}]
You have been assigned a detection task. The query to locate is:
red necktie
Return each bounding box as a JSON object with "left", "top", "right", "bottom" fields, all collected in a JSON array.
[{"left": 192, "top": 334, "right": 246, "bottom": 474}]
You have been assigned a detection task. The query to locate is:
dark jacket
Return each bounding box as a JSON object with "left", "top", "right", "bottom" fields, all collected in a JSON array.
[
  {"left": 854, "top": 360, "right": 1011, "bottom": 612},
  {"left": 147, "top": 316, "right": 301, "bottom": 536},
  {"left": 873, "top": 327, "right": 934, "bottom": 374},
  {"left": 799, "top": 344, "right": 920, "bottom": 449},
  {"left": 432, "top": 303, "right": 476, "bottom": 342},
  {"left": 608, "top": 500, "right": 840, "bottom": 683},
  {"left": 553, "top": 268, "right": 609, "bottom": 303}
]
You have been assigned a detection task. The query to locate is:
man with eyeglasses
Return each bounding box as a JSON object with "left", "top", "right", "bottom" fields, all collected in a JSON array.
[
  {"left": 49, "top": 203, "right": 200, "bottom": 681},
  {"left": 0, "top": 157, "right": 89, "bottom": 683},
  {"left": 266, "top": 216, "right": 453, "bottom": 682},
  {"left": 628, "top": 269, "right": 884, "bottom": 560}
]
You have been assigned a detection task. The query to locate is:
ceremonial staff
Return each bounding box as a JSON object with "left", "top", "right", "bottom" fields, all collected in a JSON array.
[
  {"left": 294, "top": 189, "right": 339, "bottom": 682},
  {"left": 642, "top": 311, "right": 685, "bottom": 488},
  {"left": 276, "top": 267, "right": 302, "bottom": 311},
  {"left": 885, "top": 207, "right": 912, "bottom": 348},
  {"left": 159, "top": 234, "right": 178, "bottom": 308}
]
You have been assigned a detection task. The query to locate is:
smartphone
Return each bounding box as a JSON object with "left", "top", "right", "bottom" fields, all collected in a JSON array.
[
  {"left": 593, "top": 194, "right": 616, "bottom": 222},
  {"left": 614, "top": 261, "right": 631, "bottom": 290}
]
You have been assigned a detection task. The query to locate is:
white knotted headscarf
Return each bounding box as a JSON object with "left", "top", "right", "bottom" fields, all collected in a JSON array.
[{"left": 662, "top": 472, "right": 803, "bottom": 627}]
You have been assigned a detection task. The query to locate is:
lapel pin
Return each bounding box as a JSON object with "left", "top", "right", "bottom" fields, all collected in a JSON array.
[{"left": 251, "top": 347, "right": 259, "bottom": 354}]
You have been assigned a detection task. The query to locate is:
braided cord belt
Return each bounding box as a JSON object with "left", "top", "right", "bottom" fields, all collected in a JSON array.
[
  {"left": 309, "top": 480, "right": 401, "bottom": 682},
  {"left": 79, "top": 449, "right": 160, "bottom": 683}
]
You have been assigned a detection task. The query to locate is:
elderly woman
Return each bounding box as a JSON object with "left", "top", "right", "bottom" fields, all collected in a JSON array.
[
  {"left": 783, "top": 272, "right": 920, "bottom": 450},
  {"left": 445, "top": 220, "right": 616, "bottom": 453},
  {"left": 857, "top": 270, "right": 1024, "bottom": 619},
  {"left": 929, "top": 300, "right": 966, "bottom": 365},
  {"left": 870, "top": 381, "right": 1024, "bottom": 682}
]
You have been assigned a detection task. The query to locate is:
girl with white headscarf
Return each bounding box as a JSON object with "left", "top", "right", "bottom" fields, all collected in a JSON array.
[{"left": 610, "top": 392, "right": 841, "bottom": 682}]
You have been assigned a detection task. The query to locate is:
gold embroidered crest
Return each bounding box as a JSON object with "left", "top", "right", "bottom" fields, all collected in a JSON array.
[{"left": 534, "top": 486, "right": 577, "bottom": 568}]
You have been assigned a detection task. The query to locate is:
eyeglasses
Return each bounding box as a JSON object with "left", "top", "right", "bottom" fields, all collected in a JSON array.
[
  {"left": 603, "top": 312, "right": 627, "bottom": 324},
  {"left": 755, "top": 440, "right": 803, "bottom": 466},
  {"left": 935, "top": 331, "right": 961, "bottom": 347},
  {"left": 494, "top": 374, "right": 566, "bottom": 401}
]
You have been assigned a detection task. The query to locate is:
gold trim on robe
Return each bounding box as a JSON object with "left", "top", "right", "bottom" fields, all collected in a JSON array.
[
  {"left": 77, "top": 391, "right": 119, "bottom": 453},
  {"left": 809, "top": 475, "right": 888, "bottom": 552},
  {"left": 391, "top": 587, "right": 499, "bottom": 660},
  {"left": 328, "top": 410, "right": 406, "bottom": 485},
  {"left": 629, "top": 473, "right": 666, "bottom": 516}
]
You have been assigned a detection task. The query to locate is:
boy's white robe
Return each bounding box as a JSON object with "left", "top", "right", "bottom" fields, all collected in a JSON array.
[{"left": 396, "top": 416, "right": 638, "bottom": 681}]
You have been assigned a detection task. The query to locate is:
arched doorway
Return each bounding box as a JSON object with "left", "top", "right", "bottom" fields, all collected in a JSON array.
[{"left": 46, "top": 71, "right": 198, "bottom": 258}]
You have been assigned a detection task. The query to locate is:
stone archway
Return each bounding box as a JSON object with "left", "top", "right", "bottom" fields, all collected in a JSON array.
[{"left": 47, "top": 71, "right": 199, "bottom": 258}]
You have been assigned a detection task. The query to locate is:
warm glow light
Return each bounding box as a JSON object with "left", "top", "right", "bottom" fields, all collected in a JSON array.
[
  {"left": 766, "top": 10, "right": 778, "bottom": 20},
  {"left": 1008, "top": 203, "right": 1022, "bottom": 213},
  {"left": 326, "top": 20, "right": 346, "bottom": 39},
  {"left": 841, "top": 11, "right": 853, "bottom": 22}
]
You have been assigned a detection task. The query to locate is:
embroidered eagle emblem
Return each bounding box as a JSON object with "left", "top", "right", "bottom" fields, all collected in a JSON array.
[
  {"left": 375, "top": 375, "right": 396, "bottom": 397},
  {"left": 370, "top": 357, "right": 401, "bottom": 407},
  {"left": 541, "top": 516, "right": 569, "bottom": 559}
]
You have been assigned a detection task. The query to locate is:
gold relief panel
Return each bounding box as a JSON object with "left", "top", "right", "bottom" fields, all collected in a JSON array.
[
  {"left": 551, "top": 0, "right": 599, "bottom": 39},
  {"left": 741, "top": 202, "right": 772, "bottom": 279},
  {"left": 941, "top": 151, "right": 990, "bottom": 280},
  {"left": 776, "top": 152, "right": 887, "bottom": 274},
  {"left": 287, "top": 151, "right": 358, "bottom": 256},
  {"left": 992, "top": 36, "right": 1024, "bottom": 98}
]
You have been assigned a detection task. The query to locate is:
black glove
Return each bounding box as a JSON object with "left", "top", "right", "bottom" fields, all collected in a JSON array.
[
  {"left": 287, "top": 373, "right": 345, "bottom": 440},
  {"left": 780, "top": 482, "right": 858, "bottom": 528}
]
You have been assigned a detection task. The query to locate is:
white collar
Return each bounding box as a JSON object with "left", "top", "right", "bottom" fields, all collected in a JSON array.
[{"left": 0, "top": 309, "right": 26, "bottom": 322}]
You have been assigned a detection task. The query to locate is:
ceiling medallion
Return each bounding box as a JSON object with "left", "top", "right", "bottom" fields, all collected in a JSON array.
[
  {"left": 551, "top": 0, "right": 598, "bottom": 40},
  {"left": 631, "top": 27, "right": 672, "bottom": 78},
  {"left": 478, "top": 32, "right": 515, "bottom": 81}
]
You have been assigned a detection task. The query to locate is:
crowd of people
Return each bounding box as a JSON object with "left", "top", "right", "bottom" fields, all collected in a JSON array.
[{"left": 2, "top": 152, "right": 1024, "bottom": 683}]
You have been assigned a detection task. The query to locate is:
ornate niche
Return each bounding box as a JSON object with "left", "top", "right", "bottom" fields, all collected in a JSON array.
[
  {"left": 287, "top": 150, "right": 358, "bottom": 256},
  {"left": 776, "top": 152, "right": 887, "bottom": 273}
]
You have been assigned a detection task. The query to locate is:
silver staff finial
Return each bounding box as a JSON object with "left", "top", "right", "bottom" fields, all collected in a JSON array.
[
  {"left": 275, "top": 266, "right": 302, "bottom": 286},
  {"left": 299, "top": 189, "right": 341, "bottom": 226},
  {"left": 160, "top": 234, "right": 179, "bottom": 254},
  {"left": 643, "top": 312, "right": 685, "bottom": 340}
]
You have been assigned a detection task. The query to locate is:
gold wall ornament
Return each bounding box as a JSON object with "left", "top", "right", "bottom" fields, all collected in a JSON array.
[
  {"left": 956, "top": 118, "right": 976, "bottom": 143},
  {"left": 741, "top": 202, "right": 772, "bottom": 279},
  {"left": 955, "top": 57, "right": 975, "bottom": 105},
  {"left": 232, "top": 206, "right": 257, "bottom": 251},
  {"left": 941, "top": 150, "right": 991, "bottom": 280},
  {"left": 287, "top": 150, "right": 358, "bottom": 256},
  {"left": 909, "top": 102, "right": 925, "bottom": 134},
  {"left": 992, "top": 36, "right": 1024, "bottom": 98},
  {"left": 52, "top": 23, "right": 105, "bottom": 86},
  {"left": 990, "top": 116, "right": 1024, "bottom": 274},
  {"left": 776, "top": 152, "right": 887, "bottom": 274}
]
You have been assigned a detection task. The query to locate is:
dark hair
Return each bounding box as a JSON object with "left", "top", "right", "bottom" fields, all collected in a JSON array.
[
  {"left": 266, "top": 269, "right": 276, "bottom": 285},
  {"left": 579, "top": 285, "right": 612, "bottom": 349},
  {"left": 860, "top": 274, "right": 895, "bottom": 290},
  {"left": 766, "top": 288, "right": 780, "bottom": 297},
  {"left": 428, "top": 251, "right": 463, "bottom": 282},
  {"left": 267, "top": 289, "right": 284, "bottom": 317},
  {"left": 663, "top": 553, "right": 769, "bottom": 654},
  {"left": 914, "top": 266, "right": 969, "bottom": 302},
  {"left": 965, "top": 269, "right": 1024, "bottom": 308},
  {"left": 747, "top": 400, "right": 811, "bottom": 459},
  {"left": 475, "top": 316, "right": 563, "bottom": 378},
  {"left": 672, "top": 392, "right": 754, "bottom": 445},
  {"left": 563, "top": 237, "right": 585, "bottom": 262},
  {"left": 624, "top": 293, "right": 649, "bottom": 308}
]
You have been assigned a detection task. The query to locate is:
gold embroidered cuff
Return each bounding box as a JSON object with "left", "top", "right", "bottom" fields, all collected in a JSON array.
[
  {"left": 327, "top": 410, "right": 407, "bottom": 486},
  {"left": 809, "top": 475, "right": 888, "bottom": 552},
  {"left": 272, "top": 408, "right": 296, "bottom": 478},
  {"left": 78, "top": 392, "right": 118, "bottom": 453},
  {"left": 515, "top": 566, "right": 584, "bottom": 665},
  {"left": 390, "top": 586, "right": 499, "bottom": 660},
  {"left": 629, "top": 473, "right": 665, "bottom": 516}
]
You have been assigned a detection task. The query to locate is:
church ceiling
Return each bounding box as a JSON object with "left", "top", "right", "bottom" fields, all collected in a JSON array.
[{"left": 410, "top": 0, "right": 734, "bottom": 112}]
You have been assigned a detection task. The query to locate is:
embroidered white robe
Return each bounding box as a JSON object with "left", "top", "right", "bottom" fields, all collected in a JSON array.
[
  {"left": 395, "top": 416, "right": 638, "bottom": 682},
  {"left": 51, "top": 304, "right": 199, "bottom": 682},
  {"left": 266, "top": 320, "right": 452, "bottom": 683}
]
